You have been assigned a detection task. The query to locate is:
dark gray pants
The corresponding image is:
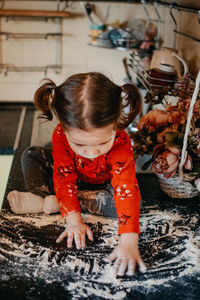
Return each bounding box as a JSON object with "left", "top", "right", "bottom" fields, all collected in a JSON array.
[{"left": 21, "top": 147, "right": 117, "bottom": 218}]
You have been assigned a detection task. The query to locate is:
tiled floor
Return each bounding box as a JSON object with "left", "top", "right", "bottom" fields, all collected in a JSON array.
[{"left": 0, "top": 155, "right": 13, "bottom": 208}]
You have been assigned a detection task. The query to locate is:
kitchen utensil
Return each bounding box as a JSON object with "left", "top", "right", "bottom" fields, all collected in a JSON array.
[
  {"left": 123, "top": 57, "right": 133, "bottom": 83},
  {"left": 150, "top": 47, "right": 188, "bottom": 80},
  {"left": 149, "top": 63, "right": 177, "bottom": 87},
  {"left": 80, "top": 2, "right": 94, "bottom": 24},
  {"left": 128, "top": 17, "right": 146, "bottom": 41},
  {"left": 108, "top": 28, "right": 138, "bottom": 49},
  {"left": 95, "top": 31, "right": 113, "bottom": 48},
  {"left": 90, "top": 23, "right": 105, "bottom": 46}
]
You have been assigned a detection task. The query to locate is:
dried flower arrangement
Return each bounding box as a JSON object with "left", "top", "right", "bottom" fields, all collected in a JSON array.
[{"left": 131, "top": 73, "right": 200, "bottom": 197}]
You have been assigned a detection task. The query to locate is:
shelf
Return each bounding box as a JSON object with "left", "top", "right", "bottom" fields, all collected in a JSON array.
[
  {"left": 0, "top": 3, "right": 65, "bottom": 74},
  {"left": 88, "top": 43, "right": 135, "bottom": 51},
  {"left": 0, "top": 9, "right": 70, "bottom": 18},
  {"left": 0, "top": 32, "right": 62, "bottom": 39},
  {"left": 0, "top": 64, "right": 62, "bottom": 76}
]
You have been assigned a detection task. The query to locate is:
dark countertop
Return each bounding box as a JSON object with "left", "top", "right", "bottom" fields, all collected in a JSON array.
[
  {"left": 1, "top": 172, "right": 200, "bottom": 300},
  {"left": 0, "top": 104, "right": 200, "bottom": 299}
]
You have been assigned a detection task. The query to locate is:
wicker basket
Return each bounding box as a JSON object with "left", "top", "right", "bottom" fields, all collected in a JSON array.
[
  {"left": 157, "top": 174, "right": 199, "bottom": 199},
  {"left": 156, "top": 71, "right": 200, "bottom": 199}
]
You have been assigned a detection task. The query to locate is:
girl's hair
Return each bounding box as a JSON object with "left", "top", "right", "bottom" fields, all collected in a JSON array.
[{"left": 34, "top": 72, "right": 141, "bottom": 130}]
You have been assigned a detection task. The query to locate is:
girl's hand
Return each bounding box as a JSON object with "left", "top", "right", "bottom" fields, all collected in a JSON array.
[
  {"left": 105, "top": 233, "right": 146, "bottom": 276},
  {"left": 56, "top": 212, "right": 93, "bottom": 249}
]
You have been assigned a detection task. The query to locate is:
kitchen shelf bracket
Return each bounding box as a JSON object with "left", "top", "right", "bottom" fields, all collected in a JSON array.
[
  {"left": 153, "top": 2, "right": 162, "bottom": 49},
  {"left": 169, "top": 3, "right": 200, "bottom": 45},
  {"left": 174, "top": 30, "right": 200, "bottom": 44},
  {"left": 169, "top": 4, "right": 177, "bottom": 48},
  {"left": 0, "top": 64, "right": 62, "bottom": 76},
  {"left": 0, "top": 32, "right": 63, "bottom": 40}
]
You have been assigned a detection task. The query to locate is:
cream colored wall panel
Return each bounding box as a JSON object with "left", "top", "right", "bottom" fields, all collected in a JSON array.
[
  {"left": 62, "top": 18, "right": 88, "bottom": 36},
  {"left": 23, "top": 40, "right": 56, "bottom": 66},
  {"left": 62, "top": 41, "right": 88, "bottom": 69},
  {"left": 0, "top": 72, "right": 26, "bottom": 82},
  {"left": 1, "top": 19, "right": 55, "bottom": 34},
  {"left": 2, "top": 40, "right": 24, "bottom": 65},
  {"left": 87, "top": 46, "right": 132, "bottom": 85},
  {"left": 0, "top": 82, "right": 37, "bottom": 101},
  {"left": 0, "top": 68, "right": 50, "bottom": 84},
  {"left": 120, "top": 3, "right": 149, "bottom": 22},
  {"left": 162, "top": 10, "right": 179, "bottom": 48},
  {"left": 3, "top": 0, "right": 56, "bottom": 11},
  {"left": 93, "top": 3, "right": 121, "bottom": 23},
  {"left": 177, "top": 10, "right": 200, "bottom": 77}
]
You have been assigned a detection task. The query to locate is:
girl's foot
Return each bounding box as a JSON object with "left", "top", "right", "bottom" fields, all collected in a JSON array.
[
  {"left": 43, "top": 195, "right": 60, "bottom": 214},
  {"left": 7, "top": 190, "right": 44, "bottom": 214}
]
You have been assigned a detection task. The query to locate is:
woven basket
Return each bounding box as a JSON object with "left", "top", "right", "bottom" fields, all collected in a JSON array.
[
  {"left": 157, "top": 174, "right": 199, "bottom": 199},
  {"left": 156, "top": 71, "right": 200, "bottom": 199}
]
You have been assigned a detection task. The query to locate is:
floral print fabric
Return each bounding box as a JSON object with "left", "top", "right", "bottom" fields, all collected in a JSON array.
[{"left": 52, "top": 124, "right": 141, "bottom": 234}]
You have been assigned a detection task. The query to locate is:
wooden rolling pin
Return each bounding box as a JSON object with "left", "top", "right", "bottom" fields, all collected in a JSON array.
[{"left": 0, "top": 9, "right": 70, "bottom": 18}]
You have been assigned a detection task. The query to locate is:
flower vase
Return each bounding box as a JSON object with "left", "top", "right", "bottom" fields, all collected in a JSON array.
[{"left": 156, "top": 174, "right": 199, "bottom": 199}]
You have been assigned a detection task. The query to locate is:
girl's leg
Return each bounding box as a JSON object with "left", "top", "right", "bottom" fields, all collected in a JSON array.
[
  {"left": 8, "top": 147, "right": 116, "bottom": 217},
  {"left": 77, "top": 181, "right": 117, "bottom": 218},
  {"left": 21, "top": 146, "right": 54, "bottom": 197},
  {"left": 7, "top": 191, "right": 45, "bottom": 214},
  {"left": 7, "top": 146, "right": 58, "bottom": 214}
]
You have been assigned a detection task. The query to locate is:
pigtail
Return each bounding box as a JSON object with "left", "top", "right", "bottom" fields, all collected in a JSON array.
[
  {"left": 118, "top": 83, "right": 142, "bottom": 129},
  {"left": 34, "top": 78, "right": 56, "bottom": 121}
]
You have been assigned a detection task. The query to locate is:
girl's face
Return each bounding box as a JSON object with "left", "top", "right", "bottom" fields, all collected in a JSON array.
[{"left": 65, "top": 124, "right": 116, "bottom": 160}]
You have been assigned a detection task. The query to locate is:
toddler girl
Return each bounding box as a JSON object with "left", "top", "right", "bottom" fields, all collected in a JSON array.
[{"left": 8, "top": 72, "right": 146, "bottom": 276}]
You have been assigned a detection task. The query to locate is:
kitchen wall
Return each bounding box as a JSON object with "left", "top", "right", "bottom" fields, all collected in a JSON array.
[
  {"left": 0, "top": 1, "right": 199, "bottom": 102},
  {"left": 178, "top": 9, "right": 200, "bottom": 77}
]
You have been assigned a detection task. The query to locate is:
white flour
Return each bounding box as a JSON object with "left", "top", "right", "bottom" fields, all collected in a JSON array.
[{"left": 0, "top": 206, "right": 199, "bottom": 299}]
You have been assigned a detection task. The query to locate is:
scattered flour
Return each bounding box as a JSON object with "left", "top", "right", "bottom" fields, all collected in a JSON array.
[{"left": 0, "top": 206, "right": 199, "bottom": 299}]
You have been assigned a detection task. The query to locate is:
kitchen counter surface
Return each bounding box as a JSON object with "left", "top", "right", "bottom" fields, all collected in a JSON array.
[
  {"left": 0, "top": 171, "right": 199, "bottom": 300},
  {"left": 0, "top": 104, "right": 199, "bottom": 299}
]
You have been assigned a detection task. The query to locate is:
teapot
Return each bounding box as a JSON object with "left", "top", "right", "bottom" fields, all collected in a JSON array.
[{"left": 150, "top": 47, "right": 188, "bottom": 79}]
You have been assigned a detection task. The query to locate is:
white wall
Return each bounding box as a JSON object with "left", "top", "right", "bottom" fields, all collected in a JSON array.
[{"left": 0, "top": 1, "right": 181, "bottom": 102}]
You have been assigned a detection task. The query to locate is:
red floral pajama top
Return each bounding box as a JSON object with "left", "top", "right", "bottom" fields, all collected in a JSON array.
[{"left": 52, "top": 124, "right": 141, "bottom": 234}]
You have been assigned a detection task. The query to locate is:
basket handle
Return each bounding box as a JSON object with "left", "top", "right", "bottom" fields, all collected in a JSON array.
[{"left": 179, "top": 70, "right": 200, "bottom": 181}]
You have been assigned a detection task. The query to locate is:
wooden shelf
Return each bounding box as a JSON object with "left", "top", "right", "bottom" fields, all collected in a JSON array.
[{"left": 0, "top": 9, "right": 70, "bottom": 18}]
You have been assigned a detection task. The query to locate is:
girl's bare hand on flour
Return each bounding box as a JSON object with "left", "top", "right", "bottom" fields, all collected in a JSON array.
[
  {"left": 105, "top": 233, "right": 146, "bottom": 276},
  {"left": 56, "top": 212, "right": 93, "bottom": 249}
]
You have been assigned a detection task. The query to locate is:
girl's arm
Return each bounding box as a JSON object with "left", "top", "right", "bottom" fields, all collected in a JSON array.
[
  {"left": 56, "top": 211, "right": 93, "bottom": 249},
  {"left": 106, "top": 233, "right": 146, "bottom": 276},
  {"left": 108, "top": 131, "right": 146, "bottom": 275},
  {"left": 109, "top": 131, "right": 141, "bottom": 235},
  {"left": 52, "top": 124, "right": 81, "bottom": 216},
  {"left": 53, "top": 125, "right": 93, "bottom": 248}
]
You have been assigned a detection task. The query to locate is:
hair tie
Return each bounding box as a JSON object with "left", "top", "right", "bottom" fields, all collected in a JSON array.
[
  {"left": 49, "top": 87, "right": 56, "bottom": 107},
  {"left": 121, "top": 86, "right": 125, "bottom": 92},
  {"left": 51, "top": 88, "right": 55, "bottom": 98}
]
